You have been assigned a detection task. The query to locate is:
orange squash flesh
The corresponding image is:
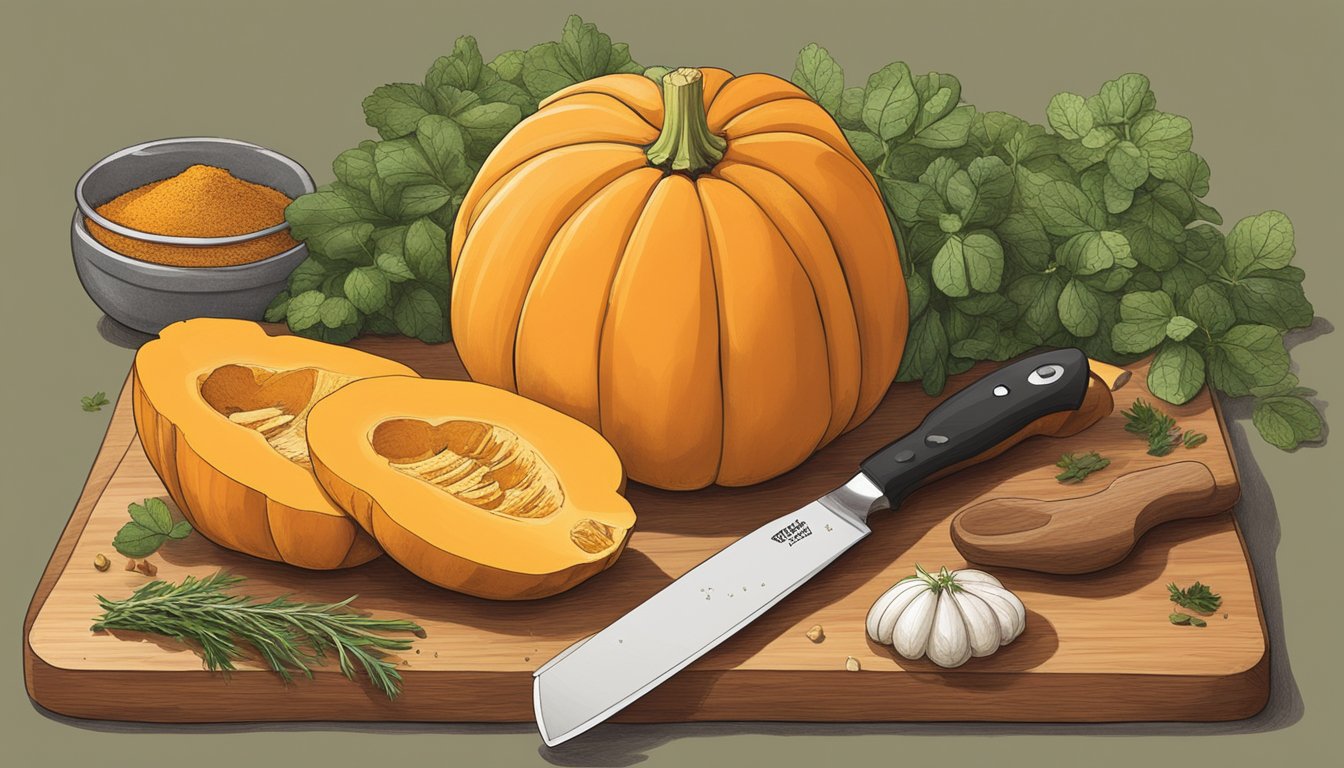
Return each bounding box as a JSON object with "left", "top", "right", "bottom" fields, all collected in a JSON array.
[
  {"left": 306, "top": 376, "right": 636, "bottom": 600},
  {"left": 132, "top": 319, "right": 415, "bottom": 569},
  {"left": 451, "top": 67, "right": 907, "bottom": 490}
]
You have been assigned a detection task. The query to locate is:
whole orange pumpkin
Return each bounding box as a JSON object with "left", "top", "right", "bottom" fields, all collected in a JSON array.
[{"left": 450, "top": 67, "right": 907, "bottom": 490}]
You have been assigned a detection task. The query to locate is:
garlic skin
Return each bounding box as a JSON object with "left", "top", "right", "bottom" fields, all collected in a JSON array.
[{"left": 866, "top": 566, "right": 1027, "bottom": 669}]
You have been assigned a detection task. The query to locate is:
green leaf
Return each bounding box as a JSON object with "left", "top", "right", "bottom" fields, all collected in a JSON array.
[
  {"left": 1081, "top": 126, "right": 1118, "bottom": 149},
  {"left": 1183, "top": 224, "right": 1226, "bottom": 273},
  {"left": 129, "top": 498, "right": 174, "bottom": 535},
  {"left": 1046, "top": 92, "right": 1093, "bottom": 140},
  {"left": 489, "top": 49, "right": 526, "bottom": 84},
  {"left": 1160, "top": 263, "right": 1207, "bottom": 307},
  {"left": 362, "top": 83, "right": 436, "bottom": 140},
  {"left": 344, "top": 267, "right": 392, "bottom": 315},
  {"left": 286, "top": 290, "right": 326, "bottom": 331},
  {"left": 1208, "top": 324, "right": 1290, "bottom": 397},
  {"left": 1224, "top": 211, "right": 1295, "bottom": 279},
  {"left": 1107, "top": 141, "right": 1149, "bottom": 189},
  {"left": 1008, "top": 273, "right": 1065, "bottom": 342},
  {"left": 520, "top": 16, "right": 641, "bottom": 100},
  {"left": 1057, "top": 230, "right": 1133, "bottom": 276},
  {"left": 263, "top": 292, "right": 290, "bottom": 323},
  {"left": 905, "top": 271, "right": 930, "bottom": 317},
  {"left": 1101, "top": 173, "right": 1133, "bottom": 214},
  {"left": 938, "top": 213, "right": 963, "bottom": 234},
  {"left": 319, "top": 297, "right": 359, "bottom": 329},
  {"left": 393, "top": 286, "right": 447, "bottom": 343},
  {"left": 1095, "top": 73, "right": 1151, "bottom": 123},
  {"left": 896, "top": 310, "right": 949, "bottom": 395},
  {"left": 285, "top": 188, "right": 370, "bottom": 242},
  {"left": 838, "top": 86, "right": 865, "bottom": 128},
  {"left": 404, "top": 217, "right": 450, "bottom": 286},
  {"left": 307, "top": 222, "right": 374, "bottom": 264},
  {"left": 113, "top": 524, "right": 166, "bottom": 558},
  {"left": 426, "top": 36, "right": 486, "bottom": 92},
  {"left": 961, "top": 231, "right": 1004, "bottom": 292},
  {"left": 1148, "top": 341, "right": 1205, "bottom": 404},
  {"left": 114, "top": 498, "right": 186, "bottom": 557},
  {"left": 1155, "top": 151, "right": 1211, "bottom": 196},
  {"left": 932, "top": 236, "right": 969, "bottom": 297},
  {"left": 912, "top": 72, "right": 962, "bottom": 131},
  {"left": 793, "top": 43, "right": 844, "bottom": 113},
  {"left": 398, "top": 184, "right": 452, "bottom": 217},
  {"left": 944, "top": 156, "right": 1013, "bottom": 226},
  {"left": 1166, "top": 315, "right": 1197, "bottom": 341},
  {"left": 1228, "top": 275, "right": 1314, "bottom": 330},
  {"left": 1253, "top": 395, "right": 1323, "bottom": 449},
  {"left": 1059, "top": 278, "right": 1102, "bottom": 337},
  {"left": 415, "top": 115, "right": 472, "bottom": 189},
  {"left": 376, "top": 251, "right": 415, "bottom": 283},
  {"left": 863, "top": 61, "right": 919, "bottom": 141},
  {"left": 1131, "top": 111, "right": 1193, "bottom": 163},
  {"left": 332, "top": 146, "right": 377, "bottom": 192},
  {"left": 1111, "top": 291, "right": 1175, "bottom": 353},
  {"left": 908, "top": 105, "right": 975, "bottom": 149},
  {"left": 1185, "top": 283, "right": 1235, "bottom": 335},
  {"left": 1037, "top": 181, "right": 1105, "bottom": 236},
  {"left": 454, "top": 101, "right": 523, "bottom": 159},
  {"left": 844, "top": 130, "right": 885, "bottom": 167},
  {"left": 996, "top": 212, "right": 1051, "bottom": 271}
]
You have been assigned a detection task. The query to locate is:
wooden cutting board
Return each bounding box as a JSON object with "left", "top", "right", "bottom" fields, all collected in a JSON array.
[{"left": 24, "top": 334, "right": 1267, "bottom": 724}]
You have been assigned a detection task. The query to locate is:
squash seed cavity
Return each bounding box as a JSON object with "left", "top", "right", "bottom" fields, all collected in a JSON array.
[
  {"left": 199, "top": 364, "right": 356, "bottom": 468},
  {"left": 371, "top": 418, "right": 565, "bottom": 520}
]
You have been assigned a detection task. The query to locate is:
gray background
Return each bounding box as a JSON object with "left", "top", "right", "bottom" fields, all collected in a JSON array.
[{"left": 3, "top": 0, "right": 1339, "bottom": 765}]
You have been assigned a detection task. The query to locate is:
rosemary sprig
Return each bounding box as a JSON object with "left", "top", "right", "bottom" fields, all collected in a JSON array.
[
  {"left": 91, "top": 571, "right": 425, "bottom": 699},
  {"left": 1055, "top": 451, "right": 1110, "bottom": 483},
  {"left": 1168, "top": 581, "right": 1222, "bottom": 613},
  {"left": 1121, "top": 398, "right": 1207, "bottom": 456}
]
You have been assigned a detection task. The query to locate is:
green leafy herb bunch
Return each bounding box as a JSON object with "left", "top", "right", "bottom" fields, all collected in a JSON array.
[
  {"left": 266, "top": 15, "right": 643, "bottom": 344},
  {"left": 793, "top": 45, "right": 1320, "bottom": 449}
]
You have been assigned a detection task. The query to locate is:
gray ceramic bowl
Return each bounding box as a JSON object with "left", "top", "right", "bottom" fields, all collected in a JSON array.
[{"left": 71, "top": 137, "right": 315, "bottom": 334}]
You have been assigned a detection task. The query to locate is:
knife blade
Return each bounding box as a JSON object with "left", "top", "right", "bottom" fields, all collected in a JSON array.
[{"left": 534, "top": 348, "right": 1092, "bottom": 746}]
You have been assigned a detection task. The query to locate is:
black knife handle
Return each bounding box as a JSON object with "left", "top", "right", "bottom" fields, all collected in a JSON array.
[{"left": 860, "top": 348, "right": 1090, "bottom": 507}]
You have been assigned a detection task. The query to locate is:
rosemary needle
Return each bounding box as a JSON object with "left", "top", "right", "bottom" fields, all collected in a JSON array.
[{"left": 91, "top": 571, "right": 425, "bottom": 699}]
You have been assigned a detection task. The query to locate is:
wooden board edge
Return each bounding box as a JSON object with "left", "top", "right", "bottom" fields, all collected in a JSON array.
[
  {"left": 23, "top": 373, "right": 137, "bottom": 709},
  {"left": 21, "top": 656, "right": 1270, "bottom": 724}
]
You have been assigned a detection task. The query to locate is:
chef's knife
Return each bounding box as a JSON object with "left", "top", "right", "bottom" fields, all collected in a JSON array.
[{"left": 533, "top": 348, "right": 1092, "bottom": 746}]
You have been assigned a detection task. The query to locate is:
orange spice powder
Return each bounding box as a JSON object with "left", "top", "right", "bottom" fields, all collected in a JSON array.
[{"left": 85, "top": 164, "right": 299, "bottom": 268}]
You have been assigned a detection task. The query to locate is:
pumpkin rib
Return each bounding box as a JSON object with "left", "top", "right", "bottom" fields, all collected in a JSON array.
[
  {"left": 725, "top": 133, "right": 907, "bottom": 432},
  {"left": 538, "top": 73, "right": 664, "bottom": 125},
  {"left": 513, "top": 167, "right": 664, "bottom": 427},
  {"left": 699, "top": 66, "right": 735, "bottom": 107},
  {"left": 706, "top": 73, "right": 810, "bottom": 133},
  {"left": 542, "top": 90, "right": 661, "bottom": 131},
  {"left": 693, "top": 177, "right": 730, "bottom": 488},
  {"left": 695, "top": 176, "right": 831, "bottom": 486},
  {"left": 721, "top": 97, "right": 880, "bottom": 196},
  {"left": 451, "top": 144, "right": 651, "bottom": 389},
  {"left": 712, "top": 167, "right": 859, "bottom": 446},
  {"left": 454, "top": 132, "right": 659, "bottom": 264},
  {"left": 597, "top": 174, "right": 724, "bottom": 489},
  {"left": 724, "top": 152, "right": 883, "bottom": 432}
]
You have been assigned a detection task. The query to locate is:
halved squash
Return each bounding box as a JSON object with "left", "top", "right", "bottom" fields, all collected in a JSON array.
[
  {"left": 132, "top": 319, "right": 417, "bottom": 569},
  {"left": 306, "top": 376, "right": 636, "bottom": 599}
]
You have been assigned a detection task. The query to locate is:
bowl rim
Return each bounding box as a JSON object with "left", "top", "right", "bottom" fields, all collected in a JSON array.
[
  {"left": 73, "top": 209, "right": 308, "bottom": 281},
  {"left": 74, "top": 136, "right": 316, "bottom": 247}
]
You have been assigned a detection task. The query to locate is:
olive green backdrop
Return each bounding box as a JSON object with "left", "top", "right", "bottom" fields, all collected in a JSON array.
[{"left": 3, "top": 0, "right": 1339, "bottom": 766}]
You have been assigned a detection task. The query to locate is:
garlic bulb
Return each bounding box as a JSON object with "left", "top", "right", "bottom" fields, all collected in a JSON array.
[{"left": 865, "top": 566, "right": 1026, "bottom": 668}]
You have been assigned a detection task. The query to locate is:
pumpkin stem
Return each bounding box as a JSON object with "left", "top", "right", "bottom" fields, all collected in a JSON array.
[{"left": 646, "top": 67, "right": 726, "bottom": 174}]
